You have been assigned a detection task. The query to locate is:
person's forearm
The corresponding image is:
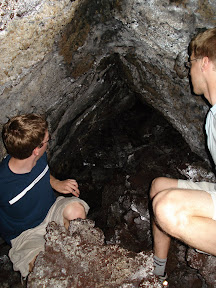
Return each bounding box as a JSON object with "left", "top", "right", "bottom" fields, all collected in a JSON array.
[{"left": 50, "top": 174, "right": 60, "bottom": 190}]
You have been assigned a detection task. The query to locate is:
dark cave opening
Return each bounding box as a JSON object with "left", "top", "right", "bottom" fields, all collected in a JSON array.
[
  {"left": 50, "top": 82, "right": 204, "bottom": 252},
  {"left": 46, "top": 51, "right": 209, "bottom": 254},
  {"left": 46, "top": 82, "right": 207, "bottom": 287}
]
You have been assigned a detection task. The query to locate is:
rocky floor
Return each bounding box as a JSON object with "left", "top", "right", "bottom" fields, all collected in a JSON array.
[
  {"left": 0, "top": 99, "right": 214, "bottom": 287},
  {"left": 0, "top": 242, "right": 23, "bottom": 288}
]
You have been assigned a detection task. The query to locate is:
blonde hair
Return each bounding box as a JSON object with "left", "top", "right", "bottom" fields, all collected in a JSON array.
[
  {"left": 189, "top": 28, "right": 216, "bottom": 62},
  {"left": 2, "top": 114, "right": 48, "bottom": 159}
]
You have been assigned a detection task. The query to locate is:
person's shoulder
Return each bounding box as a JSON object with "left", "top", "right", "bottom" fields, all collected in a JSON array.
[
  {"left": 40, "top": 152, "right": 48, "bottom": 163},
  {"left": 35, "top": 152, "right": 48, "bottom": 170}
]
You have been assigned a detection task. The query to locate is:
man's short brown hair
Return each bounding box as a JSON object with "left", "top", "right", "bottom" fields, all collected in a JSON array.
[
  {"left": 2, "top": 114, "right": 48, "bottom": 159},
  {"left": 189, "top": 28, "right": 216, "bottom": 62}
]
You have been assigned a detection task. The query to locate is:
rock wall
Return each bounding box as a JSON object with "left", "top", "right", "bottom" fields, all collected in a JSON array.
[
  {"left": 0, "top": 0, "right": 215, "bottom": 162},
  {"left": 187, "top": 248, "right": 216, "bottom": 287}
]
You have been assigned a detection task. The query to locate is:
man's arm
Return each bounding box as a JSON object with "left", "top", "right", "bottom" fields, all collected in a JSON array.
[{"left": 50, "top": 174, "right": 80, "bottom": 197}]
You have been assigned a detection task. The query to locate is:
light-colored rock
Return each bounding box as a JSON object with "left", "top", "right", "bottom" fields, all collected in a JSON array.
[{"left": 0, "top": 0, "right": 83, "bottom": 87}]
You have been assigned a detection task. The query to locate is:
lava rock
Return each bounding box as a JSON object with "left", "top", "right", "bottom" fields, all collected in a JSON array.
[
  {"left": 28, "top": 219, "right": 162, "bottom": 288},
  {"left": 187, "top": 248, "right": 216, "bottom": 287}
]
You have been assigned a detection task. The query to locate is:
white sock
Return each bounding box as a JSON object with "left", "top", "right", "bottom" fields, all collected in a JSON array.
[{"left": 153, "top": 255, "right": 167, "bottom": 276}]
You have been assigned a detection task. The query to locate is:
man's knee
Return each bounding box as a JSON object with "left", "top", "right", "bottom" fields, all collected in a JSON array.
[
  {"left": 152, "top": 189, "right": 171, "bottom": 223},
  {"left": 63, "top": 201, "right": 86, "bottom": 221},
  {"left": 150, "top": 177, "right": 166, "bottom": 199},
  {"left": 152, "top": 189, "right": 187, "bottom": 236},
  {"left": 150, "top": 177, "right": 178, "bottom": 200}
]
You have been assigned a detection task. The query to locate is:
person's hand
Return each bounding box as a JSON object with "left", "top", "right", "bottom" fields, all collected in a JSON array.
[{"left": 50, "top": 175, "right": 80, "bottom": 197}]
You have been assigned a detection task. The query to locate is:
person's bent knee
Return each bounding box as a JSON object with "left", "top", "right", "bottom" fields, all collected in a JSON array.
[
  {"left": 152, "top": 189, "right": 186, "bottom": 236},
  {"left": 63, "top": 201, "right": 86, "bottom": 221},
  {"left": 152, "top": 189, "right": 171, "bottom": 224},
  {"left": 150, "top": 177, "right": 167, "bottom": 199}
]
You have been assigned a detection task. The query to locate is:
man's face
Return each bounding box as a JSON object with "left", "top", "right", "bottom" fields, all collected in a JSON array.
[{"left": 189, "top": 52, "right": 204, "bottom": 96}]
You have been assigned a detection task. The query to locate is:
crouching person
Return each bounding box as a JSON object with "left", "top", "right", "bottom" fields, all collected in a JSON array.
[
  {"left": 150, "top": 27, "right": 216, "bottom": 283},
  {"left": 0, "top": 113, "right": 89, "bottom": 278}
]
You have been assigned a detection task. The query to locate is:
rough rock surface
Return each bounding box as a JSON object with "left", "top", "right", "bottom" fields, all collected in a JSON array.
[
  {"left": 27, "top": 219, "right": 161, "bottom": 288},
  {"left": 187, "top": 248, "right": 216, "bottom": 288},
  {"left": 0, "top": 0, "right": 82, "bottom": 87}
]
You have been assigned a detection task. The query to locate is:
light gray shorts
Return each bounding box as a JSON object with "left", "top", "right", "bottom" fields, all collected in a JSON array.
[
  {"left": 178, "top": 179, "right": 216, "bottom": 220},
  {"left": 9, "top": 196, "right": 89, "bottom": 277}
]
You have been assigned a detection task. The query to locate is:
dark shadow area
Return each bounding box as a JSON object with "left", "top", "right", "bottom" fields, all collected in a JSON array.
[
  {"left": 49, "top": 91, "right": 206, "bottom": 287},
  {"left": 50, "top": 79, "right": 207, "bottom": 242}
]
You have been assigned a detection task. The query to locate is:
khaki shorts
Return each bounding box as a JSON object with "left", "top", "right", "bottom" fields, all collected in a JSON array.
[
  {"left": 9, "top": 196, "right": 89, "bottom": 277},
  {"left": 178, "top": 179, "right": 216, "bottom": 220}
]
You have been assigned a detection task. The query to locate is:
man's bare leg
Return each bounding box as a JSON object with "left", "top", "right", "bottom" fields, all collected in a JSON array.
[
  {"left": 152, "top": 222, "right": 171, "bottom": 259},
  {"left": 153, "top": 188, "right": 216, "bottom": 255},
  {"left": 150, "top": 177, "right": 178, "bottom": 276},
  {"left": 150, "top": 177, "right": 179, "bottom": 256},
  {"left": 63, "top": 202, "right": 86, "bottom": 230},
  {"left": 29, "top": 255, "right": 37, "bottom": 273}
]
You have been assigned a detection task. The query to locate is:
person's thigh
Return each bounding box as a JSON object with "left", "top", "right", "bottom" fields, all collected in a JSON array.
[
  {"left": 176, "top": 188, "right": 214, "bottom": 218},
  {"left": 178, "top": 179, "right": 216, "bottom": 191},
  {"left": 9, "top": 196, "right": 90, "bottom": 277},
  {"left": 178, "top": 179, "right": 216, "bottom": 219},
  {"left": 153, "top": 187, "right": 216, "bottom": 254},
  {"left": 9, "top": 223, "right": 47, "bottom": 277},
  {"left": 150, "top": 177, "right": 178, "bottom": 199},
  {"left": 154, "top": 188, "right": 214, "bottom": 222}
]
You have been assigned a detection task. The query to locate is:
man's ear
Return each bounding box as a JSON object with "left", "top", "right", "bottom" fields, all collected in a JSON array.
[
  {"left": 201, "top": 56, "right": 210, "bottom": 71},
  {"left": 32, "top": 146, "right": 40, "bottom": 156}
]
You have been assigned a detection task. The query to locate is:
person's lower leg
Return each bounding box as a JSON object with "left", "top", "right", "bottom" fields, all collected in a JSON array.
[{"left": 153, "top": 221, "right": 171, "bottom": 276}]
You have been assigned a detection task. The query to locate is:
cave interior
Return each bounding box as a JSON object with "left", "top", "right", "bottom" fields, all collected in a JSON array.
[
  {"left": 0, "top": 1, "right": 214, "bottom": 285},
  {"left": 49, "top": 53, "right": 204, "bottom": 250}
]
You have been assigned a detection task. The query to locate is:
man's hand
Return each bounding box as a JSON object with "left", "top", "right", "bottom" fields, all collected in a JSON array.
[{"left": 50, "top": 175, "right": 80, "bottom": 197}]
